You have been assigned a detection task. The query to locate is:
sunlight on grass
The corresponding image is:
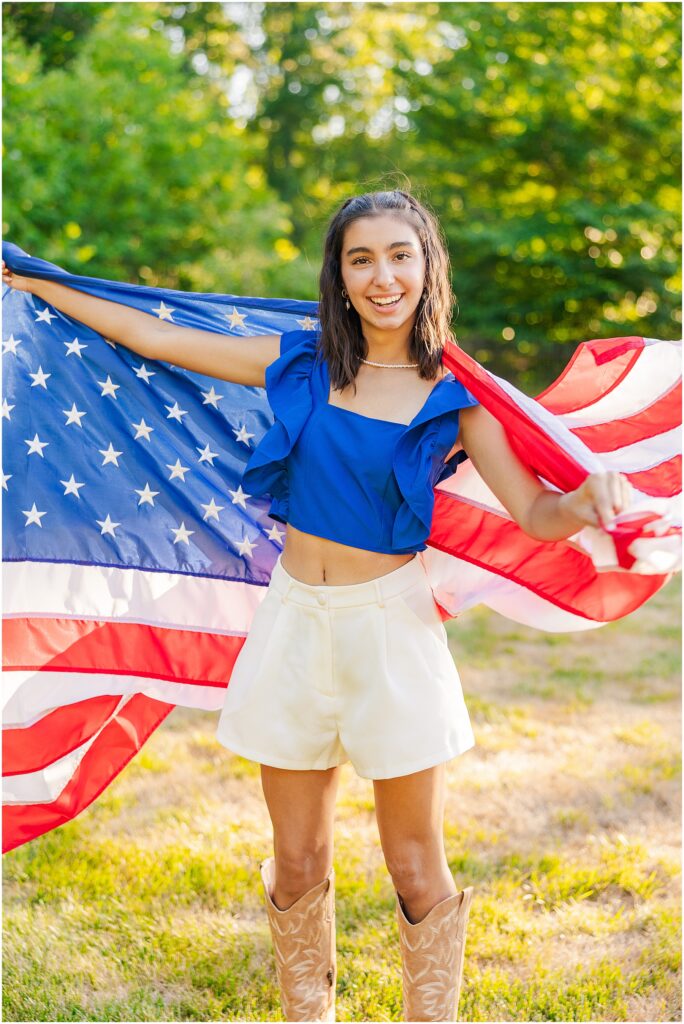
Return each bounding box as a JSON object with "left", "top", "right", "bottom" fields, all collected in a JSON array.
[{"left": 4, "top": 577, "right": 680, "bottom": 1021}]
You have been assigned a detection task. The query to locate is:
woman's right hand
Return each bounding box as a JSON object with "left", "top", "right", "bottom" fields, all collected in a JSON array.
[{"left": 2, "top": 259, "right": 35, "bottom": 293}]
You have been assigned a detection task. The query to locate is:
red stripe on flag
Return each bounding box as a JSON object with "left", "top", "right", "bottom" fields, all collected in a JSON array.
[
  {"left": 626, "top": 455, "right": 682, "bottom": 498},
  {"left": 429, "top": 492, "right": 670, "bottom": 622},
  {"left": 2, "top": 694, "right": 174, "bottom": 854},
  {"left": 571, "top": 380, "right": 682, "bottom": 452},
  {"left": 3, "top": 617, "right": 245, "bottom": 685},
  {"left": 3, "top": 695, "right": 122, "bottom": 776},
  {"left": 533, "top": 337, "right": 644, "bottom": 414}
]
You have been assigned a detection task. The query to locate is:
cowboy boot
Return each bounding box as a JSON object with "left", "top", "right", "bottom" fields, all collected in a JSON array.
[
  {"left": 259, "top": 856, "right": 336, "bottom": 1022},
  {"left": 396, "top": 885, "right": 474, "bottom": 1022}
]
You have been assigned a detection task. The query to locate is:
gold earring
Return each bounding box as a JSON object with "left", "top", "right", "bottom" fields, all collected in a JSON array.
[{"left": 341, "top": 287, "right": 350, "bottom": 311}]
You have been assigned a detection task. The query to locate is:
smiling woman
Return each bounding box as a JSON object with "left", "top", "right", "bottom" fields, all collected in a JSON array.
[{"left": 3, "top": 185, "right": 674, "bottom": 1024}]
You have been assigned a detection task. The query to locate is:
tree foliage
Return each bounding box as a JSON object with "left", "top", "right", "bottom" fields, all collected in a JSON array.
[{"left": 3, "top": 1, "right": 680, "bottom": 386}]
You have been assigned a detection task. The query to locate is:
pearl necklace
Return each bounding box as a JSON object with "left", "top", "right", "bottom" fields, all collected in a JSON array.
[{"left": 361, "top": 358, "right": 419, "bottom": 368}]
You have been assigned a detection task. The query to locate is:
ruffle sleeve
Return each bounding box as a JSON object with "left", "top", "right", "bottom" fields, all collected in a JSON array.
[
  {"left": 391, "top": 375, "right": 480, "bottom": 550},
  {"left": 241, "top": 329, "right": 321, "bottom": 523}
]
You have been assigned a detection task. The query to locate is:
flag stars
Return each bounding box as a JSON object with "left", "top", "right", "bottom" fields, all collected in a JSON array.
[
  {"left": 233, "top": 424, "right": 255, "bottom": 446},
  {"left": 29, "top": 365, "right": 51, "bottom": 389},
  {"left": 2, "top": 334, "right": 22, "bottom": 355},
  {"left": 63, "top": 403, "right": 87, "bottom": 427},
  {"left": 60, "top": 474, "right": 85, "bottom": 497},
  {"left": 167, "top": 458, "right": 190, "bottom": 481},
  {"left": 134, "top": 363, "right": 155, "bottom": 384},
  {"left": 171, "top": 521, "right": 194, "bottom": 545},
  {"left": 266, "top": 523, "right": 285, "bottom": 544},
  {"left": 201, "top": 497, "right": 225, "bottom": 521},
  {"left": 96, "top": 514, "right": 120, "bottom": 537},
  {"left": 64, "top": 337, "right": 87, "bottom": 357},
  {"left": 2, "top": 469, "right": 12, "bottom": 491},
  {"left": 25, "top": 433, "right": 49, "bottom": 457},
  {"left": 201, "top": 386, "right": 223, "bottom": 408},
  {"left": 197, "top": 443, "right": 219, "bottom": 465},
  {"left": 1, "top": 397, "right": 14, "bottom": 420},
  {"left": 132, "top": 418, "right": 154, "bottom": 441},
  {"left": 226, "top": 307, "right": 247, "bottom": 329},
  {"left": 152, "top": 300, "right": 175, "bottom": 322},
  {"left": 297, "top": 316, "right": 319, "bottom": 331},
  {"left": 22, "top": 502, "right": 47, "bottom": 527},
  {"left": 134, "top": 482, "right": 159, "bottom": 506},
  {"left": 236, "top": 534, "right": 257, "bottom": 557},
  {"left": 165, "top": 401, "right": 188, "bottom": 422},
  {"left": 99, "top": 443, "right": 123, "bottom": 467},
  {"left": 34, "top": 307, "right": 58, "bottom": 325},
  {"left": 97, "top": 375, "right": 120, "bottom": 399},
  {"left": 229, "top": 484, "right": 251, "bottom": 510}
]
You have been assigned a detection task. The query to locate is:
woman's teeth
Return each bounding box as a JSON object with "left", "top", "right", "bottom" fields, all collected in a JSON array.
[{"left": 369, "top": 294, "right": 403, "bottom": 307}]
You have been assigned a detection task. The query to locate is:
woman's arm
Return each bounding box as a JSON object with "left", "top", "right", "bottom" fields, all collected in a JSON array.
[
  {"left": 456, "top": 404, "right": 632, "bottom": 541},
  {"left": 1, "top": 260, "right": 280, "bottom": 387}
]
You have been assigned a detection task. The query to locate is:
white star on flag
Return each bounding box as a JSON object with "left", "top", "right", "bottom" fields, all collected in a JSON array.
[
  {"left": 233, "top": 424, "right": 255, "bottom": 446},
  {"left": 266, "top": 523, "right": 285, "bottom": 544},
  {"left": 99, "top": 443, "right": 123, "bottom": 467},
  {"left": 134, "top": 482, "right": 159, "bottom": 506},
  {"left": 62, "top": 404, "right": 86, "bottom": 427},
  {"left": 226, "top": 307, "right": 247, "bottom": 329},
  {"left": 22, "top": 502, "right": 47, "bottom": 527},
  {"left": 97, "top": 375, "right": 120, "bottom": 399},
  {"left": 1, "top": 470, "right": 11, "bottom": 491},
  {"left": 236, "top": 534, "right": 257, "bottom": 557},
  {"left": 133, "top": 363, "right": 155, "bottom": 383},
  {"left": 229, "top": 484, "right": 251, "bottom": 510},
  {"left": 171, "top": 521, "right": 194, "bottom": 545},
  {"left": 167, "top": 459, "right": 189, "bottom": 481},
  {"left": 152, "top": 301, "right": 175, "bottom": 321},
  {"left": 29, "top": 366, "right": 51, "bottom": 389},
  {"left": 297, "top": 315, "right": 320, "bottom": 330},
  {"left": 200, "top": 497, "right": 225, "bottom": 521},
  {"left": 132, "top": 418, "right": 154, "bottom": 441},
  {"left": 2, "top": 334, "right": 22, "bottom": 355},
  {"left": 96, "top": 514, "right": 120, "bottom": 537},
  {"left": 34, "top": 307, "right": 58, "bottom": 325},
  {"left": 201, "top": 386, "right": 223, "bottom": 408},
  {"left": 64, "top": 338, "right": 87, "bottom": 357},
  {"left": 24, "top": 434, "right": 49, "bottom": 457},
  {"left": 60, "top": 474, "right": 85, "bottom": 497},
  {"left": 1, "top": 398, "right": 14, "bottom": 420},
  {"left": 196, "top": 443, "right": 219, "bottom": 465},
  {"left": 165, "top": 401, "right": 188, "bottom": 422}
]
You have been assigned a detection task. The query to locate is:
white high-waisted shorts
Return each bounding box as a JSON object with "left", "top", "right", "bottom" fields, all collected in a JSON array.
[{"left": 215, "top": 552, "right": 475, "bottom": 780}]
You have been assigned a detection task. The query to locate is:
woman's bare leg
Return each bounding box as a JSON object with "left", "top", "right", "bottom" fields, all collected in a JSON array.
[
  {"left": 373, "top": 763, "right": 457, "bottom": 922},
  {"left": 260, "top": 764, "right": 342, "bottom": 910}
]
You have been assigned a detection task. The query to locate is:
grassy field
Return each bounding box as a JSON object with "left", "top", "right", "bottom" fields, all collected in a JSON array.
[{"left": 3, "top": 576, "right": 681, "bottom": 1023}]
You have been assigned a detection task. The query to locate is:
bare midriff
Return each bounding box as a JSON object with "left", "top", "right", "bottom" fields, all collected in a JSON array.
[{"left": 280, "top": 523, "right": 415, "bottom": 585}]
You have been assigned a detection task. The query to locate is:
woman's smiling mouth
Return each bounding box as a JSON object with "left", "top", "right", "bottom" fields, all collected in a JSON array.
[{"left": 368, "top": 293, "right": 404, "bottom": 308}]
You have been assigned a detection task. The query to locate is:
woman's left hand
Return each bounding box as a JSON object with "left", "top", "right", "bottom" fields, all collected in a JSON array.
[{"left": 559, "top": 471, "right": 634, "bottom": 530}]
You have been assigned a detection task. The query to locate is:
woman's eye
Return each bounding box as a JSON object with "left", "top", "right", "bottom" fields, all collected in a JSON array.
[{"left": 351, "top": 253, "right": 411, "bottom": 265}]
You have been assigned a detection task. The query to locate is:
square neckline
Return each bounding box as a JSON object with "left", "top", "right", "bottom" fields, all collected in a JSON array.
[{"left": 322, "top": 359, "right": 452, "bottom": 428}]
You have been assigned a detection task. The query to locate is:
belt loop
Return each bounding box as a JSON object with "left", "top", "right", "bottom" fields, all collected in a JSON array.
[
  {"left": 373, "top": 578, "right": 385, "bottom": 609},
  {"left": 281, "top": 577, "right": 294, "bottom": 604}
]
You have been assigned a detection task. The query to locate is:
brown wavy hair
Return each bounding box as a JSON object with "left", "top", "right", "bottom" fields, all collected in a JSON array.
[{"left": 317, "top": 189, "right": 457, "bottom": 391}]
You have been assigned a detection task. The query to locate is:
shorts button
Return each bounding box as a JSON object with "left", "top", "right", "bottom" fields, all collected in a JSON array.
[
  {"left": 377, "top": 600, "right": 385, "bottom": 608},
  {"left": 317, "top": 594, "right": 326, "bottom": 605}
]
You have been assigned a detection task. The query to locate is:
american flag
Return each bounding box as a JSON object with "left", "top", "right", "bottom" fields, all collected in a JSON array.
[{"left": 2, "top": 241, "right": 681, "bottom": 853}]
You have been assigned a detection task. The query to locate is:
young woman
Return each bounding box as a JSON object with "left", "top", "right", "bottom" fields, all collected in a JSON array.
[{"left": 2, "top": 189, "right": 631, "bottom": 1023}]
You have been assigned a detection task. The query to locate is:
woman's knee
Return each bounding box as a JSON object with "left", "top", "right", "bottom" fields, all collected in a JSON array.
[
  {"left": 274, "top": 842, "right": 333, "bottom": 895},
  {"left": 384, "top": 841, "right": 446, "bottom": 899}
]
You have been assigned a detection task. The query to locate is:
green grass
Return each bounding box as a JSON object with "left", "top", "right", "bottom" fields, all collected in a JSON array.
[{"left": 3, "top": 575, "right": 681, "bottom": 1021}]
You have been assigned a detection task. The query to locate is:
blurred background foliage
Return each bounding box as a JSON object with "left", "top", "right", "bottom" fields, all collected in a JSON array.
[{"left": 2, "top": 1, "right": 681, "bottom": 388}]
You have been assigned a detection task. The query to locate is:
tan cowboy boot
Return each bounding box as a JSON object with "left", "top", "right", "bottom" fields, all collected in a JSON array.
[
  {"left": 396, "top": 885, "right": 474, "bottom": 1022},
  {"left": 260, "top": 856, "right": 336, "bottom": 1022}
]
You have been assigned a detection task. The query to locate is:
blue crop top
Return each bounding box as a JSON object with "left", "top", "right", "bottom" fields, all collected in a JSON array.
[{"left": 241, "top": 330, "right": 480, "bottom": 555}]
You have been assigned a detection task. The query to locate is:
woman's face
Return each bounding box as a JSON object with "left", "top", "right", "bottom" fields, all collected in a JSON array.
[{"left": 340, "top": 213, "right": 426, "bottom": 338}]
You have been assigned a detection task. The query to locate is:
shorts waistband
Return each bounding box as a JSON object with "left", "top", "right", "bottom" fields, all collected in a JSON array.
[{"left": 269, "top": 553, "right": 428, "bottom": 608}]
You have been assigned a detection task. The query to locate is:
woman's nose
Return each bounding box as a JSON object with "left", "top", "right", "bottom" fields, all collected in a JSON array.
[{"left": 373, "top": 261, "right": 397, "bottom": 287}]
